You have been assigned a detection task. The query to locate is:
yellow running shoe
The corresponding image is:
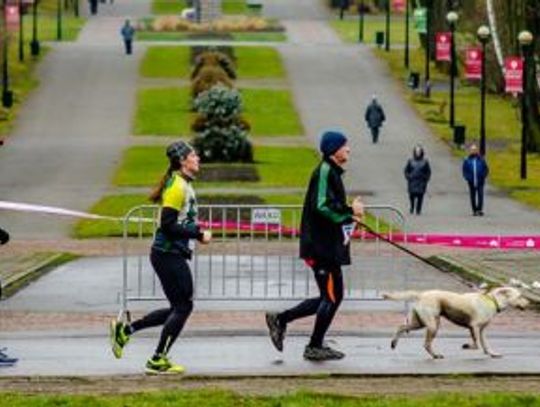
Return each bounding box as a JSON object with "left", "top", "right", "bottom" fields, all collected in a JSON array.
[
  {"left": 145, "top": 354, "right": 185, "bottom": 375},
  {"left": 109, "top": 319, "right": 130, "bottom": 359}
]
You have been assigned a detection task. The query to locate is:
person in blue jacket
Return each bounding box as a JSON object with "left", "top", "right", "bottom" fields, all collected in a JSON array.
[
  {"left": 0, "top": 227, "right": 18, "bottom": 367},
  {"left": 462, "top": 143, "right": 489, "bottom": 216},
  {"left": 120, "top": 19, "right": 136, "bottom": 55}
]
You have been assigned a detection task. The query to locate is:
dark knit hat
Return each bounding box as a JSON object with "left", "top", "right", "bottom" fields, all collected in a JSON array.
[
  {"left": 166, "top": 140, "right": 194, "bottom": 162},
  {"left": 319, "top": 130, "right": 348, "bottom": 157}
]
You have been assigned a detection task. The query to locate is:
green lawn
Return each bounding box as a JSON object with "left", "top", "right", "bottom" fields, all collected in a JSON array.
[
  {"left": 140, "top": 46, "right": 192, "bottom": 78},
  {"left": 222, "top": 0, "right": 247, "bottom": 14},
  {"left": 133, "top": 87, "right": 193, "bottom": 135},
  {"left": 235, "top": 46, "right": 285, "bottom": 78},
  {"left": 134, "top": 87, "right": 303, "bottom": 136},
  {"left": 4, "top": 387, "right": 540, "bottom": 406},
  {"left": 20, "top": 0, "right": 86, "bottom": 42},
  {"left": 136, "top": 31, "right": 287, "bottom": 42},
  {"left": 241, "top": 88, "right": 304, "bottom": 136},
  {"left": 152, "top": 0, "right": 185, "bottom": 14},
  {"left": 113, "top": 145, "right": 318, "bottom": 187},
  {"left": 152, "top": 0, "right": 246, "bottom": 14},
  {"left": 376, "top": 49, "right": 540, "bottom": 210},
  {"left": 140, "top": 46, "right": 285, "bottom": 79},
  {"left": 330, "top": 15, "right": 420, "bottom": 46}
]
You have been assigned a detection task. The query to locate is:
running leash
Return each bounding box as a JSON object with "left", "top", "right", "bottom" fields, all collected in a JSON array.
[{"left": 354, "top": 217, "right": 451, "bottom": 275}]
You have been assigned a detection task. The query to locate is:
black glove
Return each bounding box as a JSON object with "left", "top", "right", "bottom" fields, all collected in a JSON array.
[{"left": 0, "top": 227, "right": 10, "bottom": 245}]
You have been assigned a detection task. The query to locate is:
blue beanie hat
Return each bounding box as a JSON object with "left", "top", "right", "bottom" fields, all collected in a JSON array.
[{"left": 320, "top": 130, "right": 348, "bottom": 157}]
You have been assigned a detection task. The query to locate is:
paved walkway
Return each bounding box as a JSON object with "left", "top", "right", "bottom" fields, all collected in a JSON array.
[
  {"left": 0, "top": 0, "right": 147, "bottom": 239},
  {"left": 265, "top": 0, "right": 540, "bottom": 235}
]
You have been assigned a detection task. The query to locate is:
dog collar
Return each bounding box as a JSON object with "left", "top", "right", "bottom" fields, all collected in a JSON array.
[{"left": 483, "top": 294, "right": 501, "bottom": 313}]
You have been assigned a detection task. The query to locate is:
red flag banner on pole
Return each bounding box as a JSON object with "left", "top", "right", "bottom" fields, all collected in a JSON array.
[
  {"left": 504, "top": 57, "right": 524, "bottom": 94},
  {"left": 392, "top": 0, "right": 405, "bottom": 12},
  {"left": 435, "top": 32, "right": 451, "bottom": 61},
  {"left": 4, "top": 1, "right": 20, "bottom": 31},
  {"left": 465, "top": 47, "right": 482, "bottom": 80}
]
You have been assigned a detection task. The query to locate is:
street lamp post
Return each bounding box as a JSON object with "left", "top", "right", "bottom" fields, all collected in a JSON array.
[
  {"left": 385, "top": 0, "right": 390, "bottom": 51},
  {"left": 518, "top": 30, "right": 534, "bottom": 180},
  {"left": 404, "top": 0, "right": 409, "bottom": 68},
  {"left": 30, "top": 0, "right": 40, "bottom": 56},
  {"left": 57, "top": 0, "right": 62, "bottom": 40},
  {"left": 2, "top": 0, "right": 13, "bottom": 108},
  {"left": 18, "top": 0, "right": 24, "bottom": 61},
  {"left": 424, "top": 0, "right": 432, "bottom": 97},
  {"left": 358, "top": 0, "right": 364, "bottom": 43},
  {"left": 446, "top": 11, "right": 458, "bottom": 128},
  {"left": 477, "top": 25, "right": 490, "bottom": 156}
]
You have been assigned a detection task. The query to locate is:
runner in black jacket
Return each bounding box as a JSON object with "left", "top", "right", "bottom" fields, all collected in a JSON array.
[{"left": 266, "top": 130, "right": 364, "bottom": 361}]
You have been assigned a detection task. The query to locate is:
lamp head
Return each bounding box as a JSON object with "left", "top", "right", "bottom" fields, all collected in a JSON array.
[
  {"left": 518, "top": 30, "right": 533, "bottom": 46},
  {"left": 446, "top": 11, "right": 458, "bottom": 24},
  {"left": 477, "top": 25, "right": 491, "bottom": 42}
]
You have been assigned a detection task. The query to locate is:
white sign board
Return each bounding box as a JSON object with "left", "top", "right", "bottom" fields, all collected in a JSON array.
[{"left": 251, "top": 208, "right": 281, "bottom": 225}]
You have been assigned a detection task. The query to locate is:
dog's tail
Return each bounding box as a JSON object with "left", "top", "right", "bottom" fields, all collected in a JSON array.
[{"left": 381, "top": 290, "right": 422, "bottom": 301}]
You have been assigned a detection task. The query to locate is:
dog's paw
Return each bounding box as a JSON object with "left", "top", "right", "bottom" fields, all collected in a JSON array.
[
  {"left": 433, "top": 354, "right": 444, "bottom": 359},
  {"left": 489, "top": 353, "right": 502, "bottom": 359},
  {"left": 462, "top": 343, "right": 478, "bottom": 350}
]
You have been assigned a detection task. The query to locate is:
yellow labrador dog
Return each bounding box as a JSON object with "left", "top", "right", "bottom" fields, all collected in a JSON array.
[{"left": 382, "top": 286, "right": 529, "bottom": 359}]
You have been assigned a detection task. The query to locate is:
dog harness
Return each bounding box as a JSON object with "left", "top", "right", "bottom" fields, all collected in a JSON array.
[{"left": 482, "top": 294, "right": 501, "bottom": 313}]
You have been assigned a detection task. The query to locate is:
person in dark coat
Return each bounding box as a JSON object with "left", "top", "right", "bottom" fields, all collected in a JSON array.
[
  {"left": 404, "top": 144, "right": 431, "bottom": 215},
  {"left": 462, "top": 143, "right": 489, "bottom": 216},
  {"left": 265, "top": 130, "right": 364, "bottom": 361},
  {"left": 0, "top": 227, "right": 18, "bottom": 367},
  {"left": 364, "top": 95, "right": 386, "bottom": 144},
  {"left": 89, "top": 0, "right": 98, "bottom": 15},
  {"left": 120, "top": 19, "right": 136, "bottom": 55}
]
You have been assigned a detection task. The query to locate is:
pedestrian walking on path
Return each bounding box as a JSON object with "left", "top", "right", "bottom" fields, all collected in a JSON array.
[
  {"left": 266, "top": 130, "right": 364, "bottom": 361},
  {"left": 404, "top": 144, "right": 431, "bottom": 215},
  {"left": 0, "top": 226, "right": 18, "bottom": 368},
  {"left": 364, "top": 95, "right": 386, "bottom": 144},
  {"left": 120, "top": 19, "right": 135, "bottom": 55},
  {"left": 89, "top": 0, "right": 98, "bottom": 15},
  {"left": 110, "top": 141, "right": 212, "bottom": 375},
  {"left": 462, "top": 143, "right": 489, "bottom": 216}
]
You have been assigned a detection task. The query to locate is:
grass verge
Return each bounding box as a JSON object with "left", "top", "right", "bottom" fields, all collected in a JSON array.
[
  {"left": 134, "top": 87, "right": 303, "bottom": 136},
  {"left": 152, "top": 0, "right": 246, "bottom": 15},
  {"left": 3, "top": 387, "right": 540, "bottom": 406},
  {"left": 113, "top": 145, "right": 318, "bottom": 187},
  {"left": 140, "top": 46, "right": 285, "bottom": 79},
  {"left": 330, "top": 15, "right": 420, "bottom": 46}
]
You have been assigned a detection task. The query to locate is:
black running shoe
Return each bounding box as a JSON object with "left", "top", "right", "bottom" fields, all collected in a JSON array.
[
  {"left": 0, "top": 348, "right": 18, "bottom": 366},
  {"left": 303, "top": 345, "right": 345, "bottom": 361},
  {"left": 265, "top": 312, "right": 285, "bottom": 352}
]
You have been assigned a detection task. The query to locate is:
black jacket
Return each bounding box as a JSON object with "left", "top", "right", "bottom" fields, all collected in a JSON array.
[
  {"left": 404, "top": 158, "right": 431, "bottom": 194},
  {"left": 300, "top": 158, "right": 354, "bottom": 266}
]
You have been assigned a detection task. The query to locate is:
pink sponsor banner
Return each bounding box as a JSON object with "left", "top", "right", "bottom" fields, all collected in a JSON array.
[
  {"left": 392, "top": 0, "right": 406, "bottom": 12},
  {"left": 435, "top": 32, "right": 452, "bottom": 61},
  {"left": 4, "top": 2, "right": 20, "bottom": 30},
  {"left": 465, "top": 47, "right": 482, "bottom": 80},
  {"left": 505, "top": 56, "right": 524, "bottom": 94}
]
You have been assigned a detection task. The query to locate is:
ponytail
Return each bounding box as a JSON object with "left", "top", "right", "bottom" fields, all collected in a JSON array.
[{"left": 150, "top": 151, "right": 181, "bottom": 203}]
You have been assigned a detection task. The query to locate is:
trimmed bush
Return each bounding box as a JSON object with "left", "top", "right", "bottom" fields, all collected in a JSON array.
[{"left": 192, "top": 85, "right": 253, "bottom": 163}]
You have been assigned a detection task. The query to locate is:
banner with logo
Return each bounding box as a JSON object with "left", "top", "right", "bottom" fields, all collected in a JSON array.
[
  {"left": 504, "top": 57, "right": 524, "bottom": 94},
  {"left": 413, "top": 8, "right": 427, "bottom": 34},
  {"left": 4, "top": 2, "right": 20, "bottom": 30},
  {"left": 392, "top": 0, "right": 406, "bottom": 12},
  {"left": 465, "top": 47, "right": 482, "bottom": 80},
  {"left": 435, "top": 32, "right": 451, "bottom": 61}
]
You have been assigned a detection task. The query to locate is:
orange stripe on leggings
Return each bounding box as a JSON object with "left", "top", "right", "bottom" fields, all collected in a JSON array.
[{"left": 327, "top": 273, "right": 336, "bottom": 303}]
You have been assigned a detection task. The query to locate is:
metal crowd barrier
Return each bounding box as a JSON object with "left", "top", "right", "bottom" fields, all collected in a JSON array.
[{"left": 120, "top": 204, "right": 409, "bottom": 318}]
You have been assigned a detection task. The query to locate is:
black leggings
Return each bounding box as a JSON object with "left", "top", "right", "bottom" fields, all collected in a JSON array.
[
  {"left": 409, "top": 193, "right": 424, "bottom": 215},
  {"left": 130, "top": 249, "right": 193, "bottom": 356},
  {"left": 279, "top": 264, "right": 343, "bottom": 348}
]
